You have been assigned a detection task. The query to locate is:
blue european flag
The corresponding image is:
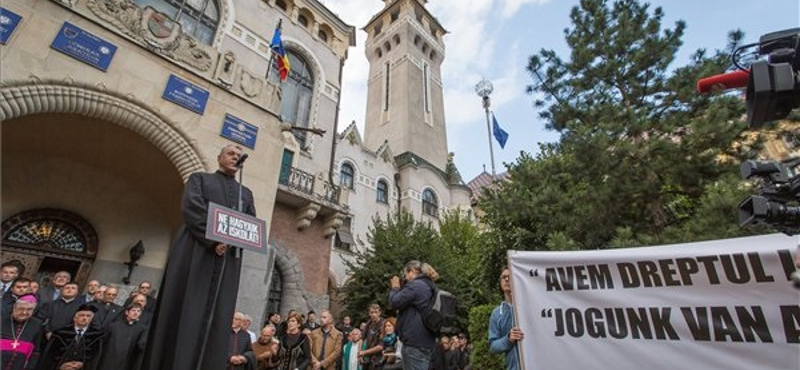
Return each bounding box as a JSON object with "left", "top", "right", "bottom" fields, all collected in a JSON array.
[{"left": 492, "top": 113, "right": 509, "bottom": 149}]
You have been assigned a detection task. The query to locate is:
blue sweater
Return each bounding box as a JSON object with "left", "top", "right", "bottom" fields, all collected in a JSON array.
[
  {"left": 488, "top": 301, "right": 520, "bottom": 370},
  {"left": 387, "top": 277, "right": 436, "bottom": 350}
]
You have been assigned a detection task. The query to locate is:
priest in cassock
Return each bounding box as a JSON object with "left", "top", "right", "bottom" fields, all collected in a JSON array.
[
  {"left": 96, "top": 304, "right": 147, "bottom": 370},
  {"left": 1, "top": 295, "right": 44, "bottom": 370},
  {"left": 38, "top": 304, "right": 104, "bottom": 370},
  {"left": 145, "top": 144, "right": 256, "bottom": 370},
  {"left": 35, "top": 282, "right": 81, "bottom": 335}
]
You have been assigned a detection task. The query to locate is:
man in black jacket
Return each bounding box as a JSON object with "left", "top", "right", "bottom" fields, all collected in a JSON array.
[
  {"left": 39, "top": 304, "right": 104, "bottom": 370},
  {"left": 388, "top": 261, "right": 439, "bottom": 370}
]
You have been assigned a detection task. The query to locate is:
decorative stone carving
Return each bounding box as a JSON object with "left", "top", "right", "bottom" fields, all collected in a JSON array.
[
  {"left": 295, "top": 203, "right": 321, "bottom": 230},
  {"left": 322, "top": 213, "right": 344, "bottom": 239},
  {"left": 239, "top": 67, "right": 264, "bottom": 98},
  {"left": 214, "top": 50, "right": 237, "bottom": 89},
  {"left": 52, "top": 0, "right": 78, "bottom": 8},
  {"left": 87, "top": 0, "right": 214, "bottom": 71}
]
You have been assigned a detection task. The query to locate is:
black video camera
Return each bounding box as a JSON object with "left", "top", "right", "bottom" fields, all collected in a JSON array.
[
  {"left": 697, "top": 28, "right": 800, "bottom": 127},
  {"left": 738, "top": 157, "right": 800, "bottom": 235}
]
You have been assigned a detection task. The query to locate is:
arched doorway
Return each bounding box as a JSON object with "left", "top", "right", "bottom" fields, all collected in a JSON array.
[
  {"left": 1, "top": 209, "right": 98, "bottom": 287},
  {"left": 0, "top": 82, "right": 206, "bottom": 290}
]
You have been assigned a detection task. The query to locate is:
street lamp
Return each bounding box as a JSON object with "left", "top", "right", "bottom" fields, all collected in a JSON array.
[{"left": 474, "top": 78, "right": 496, "bottom": 177}]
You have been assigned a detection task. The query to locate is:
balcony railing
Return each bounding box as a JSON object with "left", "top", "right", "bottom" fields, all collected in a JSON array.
[
  {"left": 323, "top": 181, "right": 341, "bottom": 204},
  {"left": 279, "top": 165, "right": 314, "bottom": 196},
  {"left": 278, "top": 165, "right": 342, "bottom": 206}
]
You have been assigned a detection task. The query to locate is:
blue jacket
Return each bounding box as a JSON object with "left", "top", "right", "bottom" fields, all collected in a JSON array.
[
  {"left": 387, "top": 277, "right": 436, "bottom": 350},
  {"left": 488, "top": 301, "right": 520, "bottom": 370}
]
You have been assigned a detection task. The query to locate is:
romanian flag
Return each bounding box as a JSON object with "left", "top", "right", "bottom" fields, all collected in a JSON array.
[{"left": 270, "top": 22, "right": 290, "bottom": 82}]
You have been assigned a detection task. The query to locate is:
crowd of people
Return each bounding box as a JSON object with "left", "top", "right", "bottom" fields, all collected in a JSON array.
[
  {"left": 0, "top": 259, "right": 480, "bottom": 370},
  {"left": 1, "top": 145, "right": 525, "bottom": 370}
]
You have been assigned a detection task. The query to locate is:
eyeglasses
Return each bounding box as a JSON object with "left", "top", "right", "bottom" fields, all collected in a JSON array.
[{"left": 500, "top": 275, "right": 511, "bottom": 281}]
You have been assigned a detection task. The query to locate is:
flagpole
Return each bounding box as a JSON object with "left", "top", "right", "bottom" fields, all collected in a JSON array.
[
  {"left": 475, "top": 78, "right": 496, "bottom": 178},
  {"left": 266, "top": 19, "right": 283, "bottom": 81}
]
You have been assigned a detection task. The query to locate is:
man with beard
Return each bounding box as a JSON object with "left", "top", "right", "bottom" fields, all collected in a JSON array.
[
  {"left": 35, "top": 282, "right": 81, "bottom": 336},
  {"left": 1, "top": 295, "right": 44, "bottom": 370},
  {"left": 145, "top": 144, "right": 256, "bottom": 370},
  {"left": 39, "top": 304, "right": 104, "bottom": 370},
  {"left": 96, "top": 304, "right": 148, "bottom": 370},
  {"left": 358, "top": 304, "right": 385, "bottom": 370},
  {"left": 251, "top": 324, "right": 279, "bottom": 370}
]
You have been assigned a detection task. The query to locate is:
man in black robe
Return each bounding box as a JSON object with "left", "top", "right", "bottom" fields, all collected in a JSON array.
[
  {"left": 89, "top": 287, "right": 122, "bottom": 329},
  {"left": 38, "top": 304, "right": 104, "bottom": 370},
  {"left": 1, "top": 295, "right": 44, "bottom": 370},
  {"left": 96, "top": 304, "right": 147, "bottom": 370},
  {"left": 145, "top": 144, "right": 256, "bottom": 370},
  {"left": 35, "top": 282, "right": 81, "bottom": 335}
]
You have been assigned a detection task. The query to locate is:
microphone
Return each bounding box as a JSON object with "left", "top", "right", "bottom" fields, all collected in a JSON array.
[
  {"left": 234, "top": 153, "right": 249, "bottom": 168},
  {"left": 697, "top": 69, "right": 750, "bottom": 94}
]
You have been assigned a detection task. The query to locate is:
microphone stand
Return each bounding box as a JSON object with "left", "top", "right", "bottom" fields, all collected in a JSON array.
[{"left": 236, "top": 160, "right": 245, "bottom": 260}]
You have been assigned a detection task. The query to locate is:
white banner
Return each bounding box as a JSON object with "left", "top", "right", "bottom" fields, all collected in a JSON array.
[{"left": 508, "top": 234, "right": 800, "bottom": 370}]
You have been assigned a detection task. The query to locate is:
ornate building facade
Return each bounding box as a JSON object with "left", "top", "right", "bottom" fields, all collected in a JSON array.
[
  {"left": 329, "top": 0, "right": 472, "bottom": 291},
  {"left": 1, "top": 0, "right": 470, "bottom": 324},
  {"left": 1, "top": 0, "right": 354, "bottom": 324}
]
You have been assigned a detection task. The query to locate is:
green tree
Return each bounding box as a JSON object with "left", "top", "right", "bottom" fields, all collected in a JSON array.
[
  {"left": 480, "top": 0, "right": 762, "bottom": 255},
  {"left": 339, "top": 211, "right": 438, "bottom": 322},
  {"left": 339, "top": 210, "right": 488, "bottom": 329}
]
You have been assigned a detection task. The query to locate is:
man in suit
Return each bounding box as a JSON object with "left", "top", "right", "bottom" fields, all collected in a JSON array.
[
  {"left": 36, "top": 271, "right": 70, "bottom": 306},
  {"left": 77, "top": 280, "right": 100, "bottom": 304},
  {"left": 0, "top": 262, "right": 20, "bottom": 294}
]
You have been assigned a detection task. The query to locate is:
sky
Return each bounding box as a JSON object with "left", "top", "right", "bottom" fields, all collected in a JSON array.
[{"left": 321, "top": 0, "right": 800, "bottom": 182}]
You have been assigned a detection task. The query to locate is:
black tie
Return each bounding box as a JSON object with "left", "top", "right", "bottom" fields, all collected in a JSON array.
[{"left": 76, "top": 328, "right": 84, "bottom": 341}]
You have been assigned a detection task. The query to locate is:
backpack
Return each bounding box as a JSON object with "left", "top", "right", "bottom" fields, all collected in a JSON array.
[{"left": 420, "top": 279, "right": 458, "bottom": 335}]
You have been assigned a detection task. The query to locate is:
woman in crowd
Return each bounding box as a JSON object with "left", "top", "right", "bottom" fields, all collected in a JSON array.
[
  {"left": 276, "top": 311, "right": 311, "bottom": 370},
  {"left": 382, "top": 318, "right": 402, "bottom": 370}
]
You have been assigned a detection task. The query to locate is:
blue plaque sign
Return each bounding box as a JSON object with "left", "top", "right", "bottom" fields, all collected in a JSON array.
[
  {"left": 162, "top": 74, "right": 210, "bottom": 114},
  {"left": 0, "top": 7, "right": 22, "bottom": 45},
  {"left": 50, "top": 22, "right": 117, "bottom": 71},
  {"left": 220, "top": 114, "right": 259, "bottom": 149}
]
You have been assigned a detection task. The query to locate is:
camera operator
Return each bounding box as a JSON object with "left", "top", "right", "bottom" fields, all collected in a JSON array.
[{"left": 388, "top": 261, "right": 439, "bottom": 370}]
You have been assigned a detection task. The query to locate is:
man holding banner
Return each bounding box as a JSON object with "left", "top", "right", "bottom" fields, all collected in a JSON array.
[
  {"left": 488, "top": 267, "right": 524, "bottom": 370},
  {"left": 145, "top": 144, "right": 256, "bottom": 370}
]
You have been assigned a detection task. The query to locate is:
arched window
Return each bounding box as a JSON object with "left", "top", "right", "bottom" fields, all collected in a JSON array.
[
  {"left": 318, "top": 30, "right": 328, "bottom": 43},
  {"left": 298, "top": 14, "right": 309, "bottom": 28},
  {"left": 134, "top": 0, "right": 220, "bottom": 45},
  {"left": 340, "top": 163, "right": 354, "bottom": 190},
  {"left": 422, "top": 189, "right": 438, "bottom": 217},
  {"left": 268, "top": 50, "right": 314, "bottom": 148},
  {"left": 275, "top": 0, "right": 288, "bottom": 11},
  {"left": 376, "top": 179, "right": 389, "bottom": 204}
]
